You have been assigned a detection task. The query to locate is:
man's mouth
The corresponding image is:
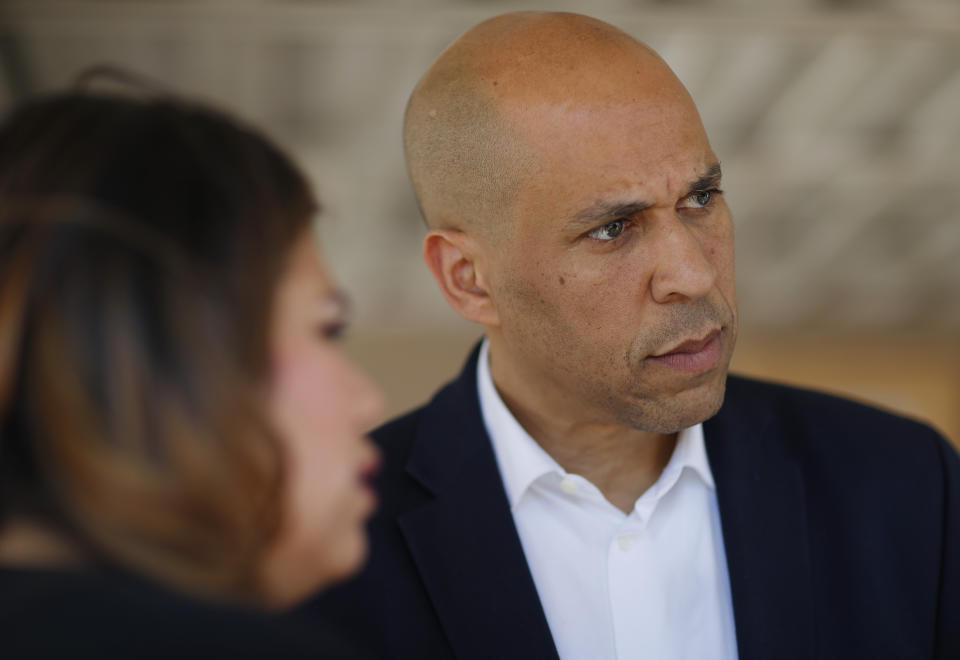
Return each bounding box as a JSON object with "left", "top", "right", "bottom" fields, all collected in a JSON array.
[{"left": 647, "top": 329, "right": 723, "bottom": 373}]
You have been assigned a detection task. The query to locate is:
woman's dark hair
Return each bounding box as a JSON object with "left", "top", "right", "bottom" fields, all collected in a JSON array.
[{"left": 0, "top": 85, "right": 316, "bottom": 601}]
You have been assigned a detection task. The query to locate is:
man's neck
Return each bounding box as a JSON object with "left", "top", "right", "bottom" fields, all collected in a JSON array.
[{"left": 493, "top": 378, "right": 677, "bottom": 515}]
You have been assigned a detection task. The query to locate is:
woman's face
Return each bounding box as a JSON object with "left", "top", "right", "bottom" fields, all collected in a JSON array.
[{"left": 262, "top": 233, "right": 384, "bottom": 607}]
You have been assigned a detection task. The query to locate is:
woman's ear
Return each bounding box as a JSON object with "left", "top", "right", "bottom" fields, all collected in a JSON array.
[{"left": 422, "top": 229, "right": 500, "bottom": 327}]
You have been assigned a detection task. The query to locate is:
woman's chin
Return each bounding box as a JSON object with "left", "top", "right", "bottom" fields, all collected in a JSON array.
[
  {"left": 261, "top": 529, "right": 369, "bottom": 609},
  {"left": 321, "top": 527, "right": 370, "bottom": 586}
]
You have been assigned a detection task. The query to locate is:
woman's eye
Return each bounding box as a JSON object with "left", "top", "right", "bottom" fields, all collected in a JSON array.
[
  {"left": 317, "top": 320, "right": 346, "bottom": 341},
  {"left": 587, "top": 219, "right": 627, "bottom": 241}
]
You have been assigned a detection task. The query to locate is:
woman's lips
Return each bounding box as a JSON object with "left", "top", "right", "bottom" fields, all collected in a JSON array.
[
  {"left": 359, "top": 452, "right": 381, "bottom": 482},
  {"left": 647, "top": 330, "right": 723, "bottom": 373},
  {"left": 358, "top": 449, "right": 382, "bottom": 507}
]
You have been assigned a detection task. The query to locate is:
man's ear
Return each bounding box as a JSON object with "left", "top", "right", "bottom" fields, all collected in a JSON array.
[{"left": 422, "top": 229, "right": 500, "bottom": 327}]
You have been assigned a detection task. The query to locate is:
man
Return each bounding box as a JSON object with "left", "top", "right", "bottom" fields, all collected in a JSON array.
[{"left": 300, "top": 12, "right": 960, "bottom": 660}]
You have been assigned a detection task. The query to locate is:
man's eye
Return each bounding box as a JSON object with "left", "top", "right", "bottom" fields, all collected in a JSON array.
[
  {"left": 679, "top": 189, "right": 720, "bottom": 209},
  {"left": 587, "top": 219, "right": 627, "bottom": 241}
]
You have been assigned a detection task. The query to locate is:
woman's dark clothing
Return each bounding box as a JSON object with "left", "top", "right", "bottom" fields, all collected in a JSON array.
[{"left": 1, "top": 566, "right": 369, "bottom": 659}]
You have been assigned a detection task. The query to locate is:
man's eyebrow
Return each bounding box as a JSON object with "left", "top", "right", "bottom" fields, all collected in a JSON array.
[
  {"left": 684, "top": 163, "right": 723, "bottom": 196},
  {"left": 566, "top": 200, "right": 653, "bottom": 232},
  {"left": 565, "top": 163, "right": 723, "bottom": 233}
]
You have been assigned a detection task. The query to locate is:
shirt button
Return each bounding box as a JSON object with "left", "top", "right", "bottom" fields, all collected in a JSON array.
[
  {"left": 559, "top": 478, "right": 578, "bottom": 495},
  {"left": 617, "top": 535, "right": 634, "bottom": 551}
]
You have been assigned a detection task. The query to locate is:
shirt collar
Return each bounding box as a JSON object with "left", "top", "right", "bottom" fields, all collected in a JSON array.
[
  {"left": 476, "top": 338, "right": 715, "bottom": 511},
  {"left": 477, "top": 340, "right": 560, "bottom": 509}
]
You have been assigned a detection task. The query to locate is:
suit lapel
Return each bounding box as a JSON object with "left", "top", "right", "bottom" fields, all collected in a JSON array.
[
  {"left": 705, "top": 376, "right": 816, "bottom": 660},
  {"left": 398, "top": 345, "right": 560, "bottom": 660}
]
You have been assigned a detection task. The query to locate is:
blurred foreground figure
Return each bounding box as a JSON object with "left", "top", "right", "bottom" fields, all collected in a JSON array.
[
  {"left": 303, "top": 11, "right": 960, "bottom": 660},
  {"left": 0, "top": 84, "right": 382, "bottom": 658}
]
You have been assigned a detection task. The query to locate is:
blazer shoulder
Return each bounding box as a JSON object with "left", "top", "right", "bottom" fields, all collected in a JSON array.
[
  {"left": 725, "top": 372, "right": 945, "bottom": 443},
  {"left": 720, "top": 373, "right": 956, "bottom": 482}
]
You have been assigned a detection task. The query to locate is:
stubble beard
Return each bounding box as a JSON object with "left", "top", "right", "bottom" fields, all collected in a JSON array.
[{"left": 584, "top": 297, "right": 737, "bottom": 434}]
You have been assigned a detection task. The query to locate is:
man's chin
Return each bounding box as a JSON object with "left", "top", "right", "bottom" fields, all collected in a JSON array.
[
  {"left": 687, "top": 370, "right": 730, "bottom": 420},
  {"left": 625, "top": 370, "right": 729, "bottom": 433}
]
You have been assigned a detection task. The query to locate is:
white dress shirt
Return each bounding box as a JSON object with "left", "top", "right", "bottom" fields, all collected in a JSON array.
[{"left": 477, "top": 340, "right": 739, "bottom": 660}]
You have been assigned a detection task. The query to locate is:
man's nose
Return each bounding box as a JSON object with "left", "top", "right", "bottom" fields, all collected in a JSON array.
[{"left": 648, "top": 216, "right": 717, "bottom": 304}]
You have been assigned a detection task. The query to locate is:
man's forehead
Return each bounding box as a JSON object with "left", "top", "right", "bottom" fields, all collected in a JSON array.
[
  {"left": 491, "top": 49, "right": 704, "bottom": 154},
  {"left": 502, "top": 93, "right": 705, "bottom": 147},
  {"left": 507, "top": 102, "right": 715, "bottom": 181}
]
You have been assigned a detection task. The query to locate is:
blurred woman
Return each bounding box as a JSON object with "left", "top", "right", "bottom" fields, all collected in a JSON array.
[{"left": 0, "top": 86, "right": 383, "bottom": 657}]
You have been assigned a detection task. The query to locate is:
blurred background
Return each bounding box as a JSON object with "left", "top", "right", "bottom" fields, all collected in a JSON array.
[{"left": 1, "top": 0, "right": 957, "bottom": 444}]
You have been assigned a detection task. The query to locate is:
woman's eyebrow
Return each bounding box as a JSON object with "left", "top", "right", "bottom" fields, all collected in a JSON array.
[{"left": 319, "top": 289, "right": 352, "bottom": 318}]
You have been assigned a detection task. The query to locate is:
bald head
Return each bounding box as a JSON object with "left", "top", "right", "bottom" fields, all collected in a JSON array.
[{"left": 403, "top": 11, "right": 695, "bottom": 239}]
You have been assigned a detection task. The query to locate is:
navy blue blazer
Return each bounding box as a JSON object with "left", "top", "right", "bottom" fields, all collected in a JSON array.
[{"left": 299, "top": 344, "right": 960, "bottom": 660}]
